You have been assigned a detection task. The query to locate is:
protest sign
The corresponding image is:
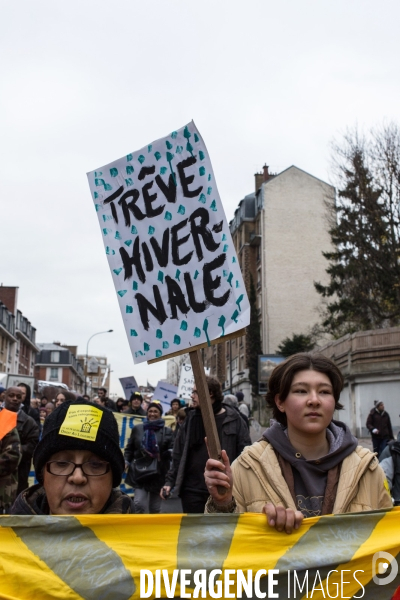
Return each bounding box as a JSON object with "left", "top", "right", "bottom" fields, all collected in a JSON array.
[
  {"left": 119, "top": 375, "right": 139, "bottom": 399},
  {"left": 177, "top": 363, "right": 194, "bottom": 400},
  {"left": 87, "top": 122, "right": 250, "bottom": 365},
  {"left": 177, "top": 362, "right": 210, "bottom": 400},
  {"left": 1, "top": 509, "right": 400, "bottom": 599},
  {"left": 152, "top": 380, "right": 178, "bottom": 413}
]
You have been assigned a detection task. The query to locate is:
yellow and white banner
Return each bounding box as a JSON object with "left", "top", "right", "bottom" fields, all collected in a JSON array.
[{"left": 0, "top": 508, "right": 400, "bottom": 599}]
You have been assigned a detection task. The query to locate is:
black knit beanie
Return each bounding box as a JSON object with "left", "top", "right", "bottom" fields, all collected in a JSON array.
[{"left": 33, "top": 400, "right": 125, "bottom": 487}]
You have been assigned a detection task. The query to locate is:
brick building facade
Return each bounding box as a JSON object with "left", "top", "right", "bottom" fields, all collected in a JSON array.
[
  {"left": 36, "top": 343, "right": 85, "bottom": 393},
  {"left": 0, "top": 286, "right": 38, "bottom": 376}
]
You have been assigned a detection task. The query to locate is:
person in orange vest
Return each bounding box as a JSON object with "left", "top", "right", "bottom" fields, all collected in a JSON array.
[{"left": 0, "top": 401, "right": 21, "bottom": 513}]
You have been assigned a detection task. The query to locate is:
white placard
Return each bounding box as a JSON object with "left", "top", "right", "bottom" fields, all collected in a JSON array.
[
  {"left": 177, "top": 363, "right": 195, "bottom": 400},
  {"left": 119, "top": 376, "right": 139, "bottom": 400},
  {"left": 152, "top": 380, "right": 178, "bottom": 413},
  {"left": 177, "top": 363, "right": 210, "bottom": 400},
  {"left": 87, "top": 122, "right": 250, "bottom": 365}
]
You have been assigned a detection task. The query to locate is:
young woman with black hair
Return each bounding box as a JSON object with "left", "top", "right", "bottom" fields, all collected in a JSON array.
[{"left": 205, "top": 353, "right": 391, "bottom": 533}]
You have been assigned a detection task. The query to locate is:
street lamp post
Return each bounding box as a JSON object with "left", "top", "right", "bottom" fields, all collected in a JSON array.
[{"left": 84, "top": 329, "right": 113, "bottom": 395}]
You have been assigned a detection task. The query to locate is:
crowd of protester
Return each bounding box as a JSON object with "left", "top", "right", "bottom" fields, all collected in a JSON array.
[{"left": 0, "top": 353, "right": 397, "bottom": 528}]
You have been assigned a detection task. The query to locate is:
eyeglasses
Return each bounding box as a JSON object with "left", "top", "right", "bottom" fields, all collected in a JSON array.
[
  {"left": 192, "top": 390, "right": 198, "bottom": 395},
  {"left": 7, "top": 393, "right": 22, "bottom": 399},
  {"left": 46, "top": 460, "right": 110, "bottom": 477}
]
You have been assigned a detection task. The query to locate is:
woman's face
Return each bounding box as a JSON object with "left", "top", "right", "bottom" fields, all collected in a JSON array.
[
  {"left": 275, "top": 369, "right": 335, "bottom": 438},
  {"left": 171, "top": 401, "right": 180, "bottom": 413},
  {"left": 147, "top": 407, "right": 161, "bottom": 421},
  {"left": 43, "top": 449, "right": 113, "bottom": 515},
  {"left": 55, "top": 394, "right": 65, "bottom": 408}
]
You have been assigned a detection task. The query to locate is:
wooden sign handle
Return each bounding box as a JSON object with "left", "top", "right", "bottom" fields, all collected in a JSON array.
[{"left": 190, "top": 349, "right": 227, "bottom": 497}]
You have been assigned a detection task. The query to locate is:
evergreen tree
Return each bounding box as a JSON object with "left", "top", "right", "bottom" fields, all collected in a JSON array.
[
  {"left": 277, "top": 333, "right": 314, "bottom": 357},
  {"left": 246, "top": 274, "right": 262, "bottom": 396},
  {"left": 315, "top": 124, "right": 400, "bottom": 336}
]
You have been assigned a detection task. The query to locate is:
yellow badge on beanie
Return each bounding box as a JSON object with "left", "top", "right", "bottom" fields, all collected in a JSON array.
[{"left": 59, "top": 405, "right": 103, "bottom": 441}]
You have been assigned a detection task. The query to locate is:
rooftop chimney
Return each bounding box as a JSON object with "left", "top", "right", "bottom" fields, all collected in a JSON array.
[
  {"left": 255, "top": 164, "right": 272, "bottom": 193},
  {"left": 255, "top": 172, "right": 263, "bottom": 193},
  {"left": 0, "top": 286, "right": 18, "bottom": 315}
]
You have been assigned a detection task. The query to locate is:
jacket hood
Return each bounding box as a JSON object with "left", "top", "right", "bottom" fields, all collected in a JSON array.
[{"left": 263, "top": 419, "right": 358, "bottom": 473}]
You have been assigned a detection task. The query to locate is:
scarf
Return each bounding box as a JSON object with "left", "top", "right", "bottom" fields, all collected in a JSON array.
[
  {"left": 189, "top": 400, "right": 223, "bottom": 448},
  {"left": 142, "top": 418, "right": 165, "bottom": 457}
]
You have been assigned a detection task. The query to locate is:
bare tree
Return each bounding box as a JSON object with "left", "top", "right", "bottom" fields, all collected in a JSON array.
[{"left": 315, "top": 123, "right": 400, "bottom": 336}]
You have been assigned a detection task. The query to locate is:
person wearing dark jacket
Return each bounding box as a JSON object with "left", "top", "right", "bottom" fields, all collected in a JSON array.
[
  {"left": 161, "top": 376, "right": 251, "bottom": 513},
  {"left": 223, "top": 394, "right": 250, "bottom": 430},
  {"left": 10, "top": 399, "right": 133, "bottom": 515},
  {"left": 98, "top": 387, "right": 116, "bottom": 412},
  {"left": 4, "top": 387, "right": 40, "bottom": 495},
  {"left": 124, "top": 401, "right": 173, "bottom": 513},
  {"left": 18, "top": 383, "right": 41, "bottom": 428},
  {"left": 128, "top": 392, "right": 147, "bottom": 416},
  {"left": 366, "top": 401, "right": 394, "bottom": 456},
  {"left": 380, "top": 433, "right": 400, "bottom": 505}
]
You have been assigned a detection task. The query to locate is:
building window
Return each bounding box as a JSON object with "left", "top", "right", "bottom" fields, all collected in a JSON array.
[
  {"left": 50, "top": 368, "right": 58, "bottom": 380},
  {"left": 50, "top": 351, "right": 60, "bottom": 363},
  {"left": 93, "top": 377, "right": 98, "bottom": 384}
]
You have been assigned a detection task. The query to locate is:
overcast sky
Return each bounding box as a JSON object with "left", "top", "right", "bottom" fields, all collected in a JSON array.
[{"left": 1, "top": 0, "right": 399, "bottom": 395}]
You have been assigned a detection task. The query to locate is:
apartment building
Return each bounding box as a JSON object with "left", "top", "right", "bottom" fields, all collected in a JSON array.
[
  {"left": 203, "top": 164, "right": 333, "bottom": 407},
  {"left": 36, "top": 343, "right": 85, "bottom": 393},
  {"left": 0, "top": 286, "right": 38, "bottom": 376}
]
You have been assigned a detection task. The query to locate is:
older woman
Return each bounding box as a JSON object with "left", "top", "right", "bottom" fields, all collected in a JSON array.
[
  {"left": 10, "top": 399, "right": 133, "bottom": 514},
  {"left": 124, "top": 401, "right": 173, "bottom": 514},
  {"left": 205, "top": 353, "right": 392, "bottom": 532}
]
